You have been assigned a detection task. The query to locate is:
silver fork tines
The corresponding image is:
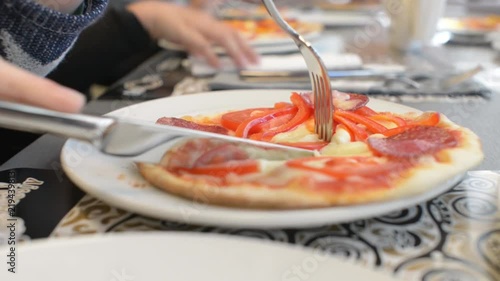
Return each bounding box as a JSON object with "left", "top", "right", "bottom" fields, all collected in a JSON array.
[{"left": 262, "top": 0, "right": 333, "bottom": 142}]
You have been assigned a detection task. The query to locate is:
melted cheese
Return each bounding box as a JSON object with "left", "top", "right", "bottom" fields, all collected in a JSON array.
[
  {"left": 330, "top": 128, "right": 351, "bottom": 145},
  {"left": 258, "top": 160, "right": 286, "bottom": 173},
  {"left": 270, "top": 126, "right": 373, "bottom": 157},
  {"left": 321, "top": 141, "right": 372, "bottom": 157},
  {"left": 319, "top": 128, "right": 372, "bottom": 156},
  {"left": 302, "top": 128, "right": 370, "bottom": 157},
  {"left": 243, "top": 145, "right": 309, "bottom": 160},
  {"left": 272, "top": 124, "right": 320, "bottom": 143}
]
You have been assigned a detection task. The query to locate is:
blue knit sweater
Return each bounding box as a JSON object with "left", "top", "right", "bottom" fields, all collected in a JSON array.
[{"left": 0, "top": 0, "right": 107, "bottom": 76}]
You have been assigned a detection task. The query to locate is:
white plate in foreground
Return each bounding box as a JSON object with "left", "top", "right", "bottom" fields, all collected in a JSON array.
[
  {"left": 61, "top": 90, "right": 463, "bottom": 228},
  {"left": 0, "top": 232, "right": 396, "bottom": 280}
]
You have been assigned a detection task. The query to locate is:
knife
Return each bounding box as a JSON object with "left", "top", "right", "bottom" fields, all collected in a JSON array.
[
  {"left": 239, "top": 69, "right": 405, "bottom": 82},
  {"left": 0, "top": 101, "right": 314, "bottom": 157}
]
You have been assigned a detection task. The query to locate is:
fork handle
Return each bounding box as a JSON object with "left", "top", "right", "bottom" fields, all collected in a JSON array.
[
  {"left": 0, "top": 101, "right": 115, "bottom": 144},
  {"left": 261, "top": 0, "right": 301, "bottom": 41}
]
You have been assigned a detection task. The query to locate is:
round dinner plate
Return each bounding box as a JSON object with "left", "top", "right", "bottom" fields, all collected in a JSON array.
[
  {"left": 221, "top": 19, "right": 324, "bottom": 47},
  {"left": 0, "top": 232, "right": 396, "bottom": 280},
  {"left": 245, "top": 23, "right": 323, "bottom": 47},
  {"left": 61, "top": 90, "right": 463, "bottom": 228},
  {"left": 158, "top": 38, "right": 309, "bottom": 55}
]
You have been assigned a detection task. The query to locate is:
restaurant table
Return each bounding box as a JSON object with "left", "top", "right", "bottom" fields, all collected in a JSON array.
[{"left": 2, "top": 14, "right": 500, "bottom": 281}]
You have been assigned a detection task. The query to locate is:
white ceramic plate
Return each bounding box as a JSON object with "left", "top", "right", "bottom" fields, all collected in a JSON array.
[
  {"left": 61, "top": 90, "right": 463, "bottom": 228},
  {"left": 222, "top": 18, "right": 323, "bottom": 47},
  {"left": 160, "top": 23, "right": 322, "bottom": 52},
  {"left": 490, "top": 32, "right": 500, "bottom": 52},
  {"left": 438, "top": 17, "right": 500, "bottom": 36},
  {"left": 0, "top": 232, "right": 396, "bottom": 281},
  {"left": 245, "top": 27, "right": 322, "bottom": 47},
  {"left": 291, "top": 11, "right": 376, "bottom": 27},
  {"left": 158, "top": 39, "right": 303, "bottom": 55}
]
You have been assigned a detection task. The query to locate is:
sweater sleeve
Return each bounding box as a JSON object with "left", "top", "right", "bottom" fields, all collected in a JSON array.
[
  {"left": 48, "top": 5, "right": 160, "bottom": 93},
  {"left": 0, "top": 0, "right": 107, "bottom": 76}
]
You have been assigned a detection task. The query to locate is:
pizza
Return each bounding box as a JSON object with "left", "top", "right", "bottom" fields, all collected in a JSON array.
[
  {"left": 317, "top": 0, "right": 380, "bottom": 11},
  {"left": 137, "top": 91, "right": 483, "bottom": 209},
  {"left": 216, "top": 4, "right": 272, "bottom": 20},
  {"left": 224, "top": 18, "right": 323, "bottom": 41},
  {"left": 440, "top": 15, "right": 500, "bottom": 33}
]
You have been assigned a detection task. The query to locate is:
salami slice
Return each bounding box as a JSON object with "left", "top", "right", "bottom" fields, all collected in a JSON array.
[
  {"left": 193, "top": 143, "right": 250, "bottom": 167},
  {"left": 300, "top": 90, "right": 369, "bottom": 111},
  {"left": 367, "top": 126, "right": 458, "bottom": 158},
  {"left": 161, "top": 139, "right": 246, "bottom": 168},
  {"left": 156, "top": 117, "right": 229, "bottom": 135}
]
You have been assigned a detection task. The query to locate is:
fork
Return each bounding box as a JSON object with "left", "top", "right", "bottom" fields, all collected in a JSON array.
[{"left": 261, "top": 0, "right": 333, "bottom": 142}]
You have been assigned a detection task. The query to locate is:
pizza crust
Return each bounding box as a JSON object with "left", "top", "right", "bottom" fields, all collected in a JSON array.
[
  {"left": 137, "top": 161, "right": 403, "bottom": 209},
  {"left": 137, "top": 162, "right": 329, "bottom": 209}
]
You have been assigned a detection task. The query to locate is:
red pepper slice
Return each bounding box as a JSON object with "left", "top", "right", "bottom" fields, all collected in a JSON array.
[
  {"left": 333, "top": 114, "right": 369, "bottom": 141},
  {"left": 235, "top": 106, "right": 298, "bottom": 138},
  {"left": 261, "top": 93, "right": 313, "bottom": 141},
  {"left": 410, "top": 112, "right": 440, "bottom": 126},
  {"left": 274, "top": 102, "right": 293, "bottom": 109},
  {"left": 354, "top": 106, "right": 377, "bottom": 116},
  {"left": 370, "top": 113, "right": 407, "bottom": 127},
  {"left": 220, "top": 107, "right": 274, "bottom": 131},
  {"left": 382, "top": 112, "right": 440, "bottom": 137},
  {"left": 335, "top": 110, "right": 387, "bottom": 134},
  {"left": 286, "top": 156, "right": 396, "bottom": 180},
  {"left": 247, "top": 113, "right": 296, "bottom": 140},
  {"left": 382, "top": 125, "right": 414, "bottom": 137}
]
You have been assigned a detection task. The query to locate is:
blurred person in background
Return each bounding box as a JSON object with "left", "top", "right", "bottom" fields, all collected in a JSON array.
[
  {"left": 0, "top": 0, "right": 107, "bottom": 163},
  {"left": 1, "top": 0, "right": 257, "bottom": 110},
  {"left": 0, "top": 0, "right": 257, "bottom": 162},
  {"left": 48, "top": 0, "right": 259, "bottom": 93},
  {"left": 0, "top": 0, "right": 107, "bottom": 112}
]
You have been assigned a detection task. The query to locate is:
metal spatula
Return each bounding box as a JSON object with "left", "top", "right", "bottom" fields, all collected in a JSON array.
[{"left": 0, "top": 101, "right": 314, "bottom": 157}]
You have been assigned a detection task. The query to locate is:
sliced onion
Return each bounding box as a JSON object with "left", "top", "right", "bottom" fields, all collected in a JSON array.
[{"left": 299, "top": 91, "right": 369, "bottom": 111}]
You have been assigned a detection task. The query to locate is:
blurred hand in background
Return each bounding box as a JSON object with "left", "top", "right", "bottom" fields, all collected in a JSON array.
[{"left": 127, "top": 1, "right": 259, "bottom": 68}]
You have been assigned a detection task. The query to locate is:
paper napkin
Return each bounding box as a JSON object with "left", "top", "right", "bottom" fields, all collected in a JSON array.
[
  {"left": 189, "top": 53, "right": 363, "bottom": 77},
  {"left": 207, "top": 65, "right": 492, "bottom": 99}
]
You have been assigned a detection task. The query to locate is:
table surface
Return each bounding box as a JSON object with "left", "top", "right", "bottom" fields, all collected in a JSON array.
[{"left": 1, "top": 12, "right": 499, "bottom": 281}]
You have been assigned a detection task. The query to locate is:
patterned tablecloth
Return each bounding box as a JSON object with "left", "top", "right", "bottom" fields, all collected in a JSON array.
[{"left": 49, "top": 171, "right": 500, "bottom": 281}]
